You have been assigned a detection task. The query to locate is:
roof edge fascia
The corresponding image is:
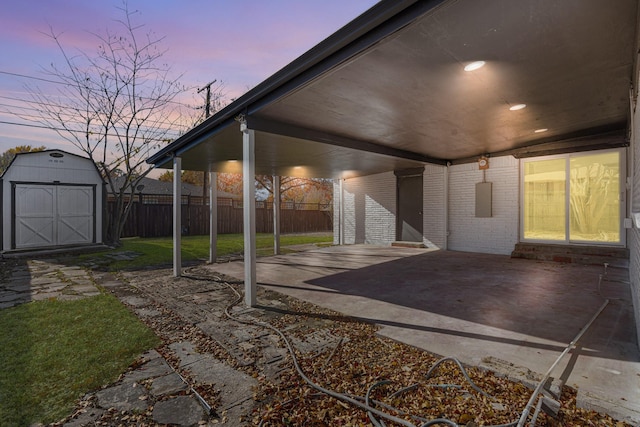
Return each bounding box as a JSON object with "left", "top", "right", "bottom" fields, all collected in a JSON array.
[
  {"left": 449, "top": 126, "right": 628, "bottom": 165},
  {"left": 147, "top": 0, "right": 450, "bottom": 166}
]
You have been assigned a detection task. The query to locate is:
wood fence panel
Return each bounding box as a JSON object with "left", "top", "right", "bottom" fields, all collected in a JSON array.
[{"left": 109, "top": 199, "right": 332, "bottom": 238}]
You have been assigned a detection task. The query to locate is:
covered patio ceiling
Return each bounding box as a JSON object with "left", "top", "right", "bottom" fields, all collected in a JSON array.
[{"left": 148, "top": 0, "right": 638, "bottom": 179}]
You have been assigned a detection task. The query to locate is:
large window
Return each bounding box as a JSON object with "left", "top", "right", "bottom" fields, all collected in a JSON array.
[{"left": 522, "top": 150, "right": 623, "bottom": 244}]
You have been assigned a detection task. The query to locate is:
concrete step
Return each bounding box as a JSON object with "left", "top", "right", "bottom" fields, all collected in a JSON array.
[
  {"left": 511, "top": 243, "right": 628, "bottom": 267},
  {"left": 391, "top": 241, "right": 426, "bottom": 248}
]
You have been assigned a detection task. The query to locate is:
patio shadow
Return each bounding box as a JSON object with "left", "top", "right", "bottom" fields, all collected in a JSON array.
[{"left": 258, "top": 249, "right": 639, "bottom": 363}]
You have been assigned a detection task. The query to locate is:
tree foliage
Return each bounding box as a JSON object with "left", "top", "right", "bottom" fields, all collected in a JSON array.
[
  {"left": 256, "top": 176, "right": 333, "bottom": 204},
  {"left": 158, "top": 170, "right": 203, "bottom": 186},
  {"left": 157, "top": 171, "right": 333, "bottom": 204},
  {"left": 0, "top": 145, "right": 46, "bottom": 175},
  {"left": 23, "top": 2, "right": 198, "bottom": 245}
]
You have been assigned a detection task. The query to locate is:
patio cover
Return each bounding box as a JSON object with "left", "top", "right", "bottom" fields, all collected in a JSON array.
[
  {"left": 146, "top": 0, "right": 639, "bottom": 302},
  {"left": 147, "top": 0, "right": 636, "bottom": 177}
]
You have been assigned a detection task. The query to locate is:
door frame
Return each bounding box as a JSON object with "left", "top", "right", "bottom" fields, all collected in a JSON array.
[
  {"left": 519, "top": 148, "right": 626, "bottom": 246},
  {"left": 395, "top": 167, "right": 424, "bottom": 242},
  {"left": 11, "top": 181, "right": 97, "bottom": 249}
]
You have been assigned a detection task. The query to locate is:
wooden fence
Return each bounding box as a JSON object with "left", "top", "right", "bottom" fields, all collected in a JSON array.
[{"left": 107, "top": 195, "right": 333, "bottom": 238}]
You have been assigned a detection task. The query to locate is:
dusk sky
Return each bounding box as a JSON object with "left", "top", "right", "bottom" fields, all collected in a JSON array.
[{"left": 0, "top": 0, "right": 379, "bottom": 158}]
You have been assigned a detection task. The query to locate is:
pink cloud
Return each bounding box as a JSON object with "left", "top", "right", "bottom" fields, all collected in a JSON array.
[{"left": 0, "top": 0, "right": 379, "bottom": 154}]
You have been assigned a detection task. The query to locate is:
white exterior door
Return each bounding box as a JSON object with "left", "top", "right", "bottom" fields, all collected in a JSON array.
[{"left": 14, "top": 184, "right": 94, "bottom": 249}]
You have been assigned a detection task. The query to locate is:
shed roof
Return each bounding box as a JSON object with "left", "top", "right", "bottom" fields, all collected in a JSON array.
[
  {"left": 1, "top": 149, "right": 103, "bottom": 180},
  {"left": 147, "top": 0, "right": 637, "bottom": 179}
]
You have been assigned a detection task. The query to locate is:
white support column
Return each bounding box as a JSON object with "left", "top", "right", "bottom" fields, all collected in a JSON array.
[
  {"left": 339, "top": 178, "right": 345, "bottom": 245},
  {"left": 242, "top": 124, "right": 257, "bottom": 307},
  {"left": 443, "top": 163, "right": 449, "bottom": 250},
  {"left": 173, "top": 156, "right": 182, "bottom": 277},
  {"left": 273, "top": 175, "right": 281, "bottom": 255},
  {"left": 209, "top": 170, "right": 218, "bottom": 263}
]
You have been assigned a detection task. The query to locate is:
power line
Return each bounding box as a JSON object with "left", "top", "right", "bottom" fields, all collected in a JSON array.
[
  {"left": 0, "top": 109, "right": 185, "bottom": 137},
  {"left": 0, "top": 95, "right": 97, "bottom": 112},
  {"left": 0, "top": 93, "right": 197, "bottom": 138},
  {"left": 0, "top": 119, "right": 177, "bottom": 143},
  {"left": 0, "top": 69, "right": 201, "bottom": 109},
  {"left": 0, "top": 70, "right": 65, "bottom": 85},
  {"left": 0, "top": 102, "right": 186, "bottom": 132}
]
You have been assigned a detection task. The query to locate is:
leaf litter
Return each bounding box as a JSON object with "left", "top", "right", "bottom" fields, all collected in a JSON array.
[{"left": 59, "top": 269, "right": 634, "bottom": 426}]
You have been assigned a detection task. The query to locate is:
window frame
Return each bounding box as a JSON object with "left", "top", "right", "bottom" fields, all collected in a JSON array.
[{"left": 520, "top": 148, "right": 626, "bottom": 246}]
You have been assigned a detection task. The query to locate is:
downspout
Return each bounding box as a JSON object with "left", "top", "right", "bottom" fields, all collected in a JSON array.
[{"left": 629, "top": 87, "right": 635, "bottom": 229}]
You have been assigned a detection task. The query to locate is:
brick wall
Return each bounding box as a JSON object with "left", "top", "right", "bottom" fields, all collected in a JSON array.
[
  {"left": 629, "top": 227, "right": 640, "bottom": 347},
  {"left": 423, "top": 164, "right": 447, "bottom": 248},
  {"left": 339, "top": 172, "right": 397, "bottom": 245},
  {"left": 336, "top": 158, "right": 519, "bottom": 253},
  {"left": 629, "top": 67, "right": 640, "bottom": 346},
  {"left": 448, "top": 156, "right": 519, "bottom": 255}
]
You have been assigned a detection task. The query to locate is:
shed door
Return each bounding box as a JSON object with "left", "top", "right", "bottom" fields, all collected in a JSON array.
[{"left": 14, "top": 184, "right": 94, "bottom": 249}]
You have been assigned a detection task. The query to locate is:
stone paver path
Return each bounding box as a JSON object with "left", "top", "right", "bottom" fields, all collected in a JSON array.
[
  {"left": 1, "top": 255, "right": 343, "bottom": 426},
  {"left": 0, "top": 259, "right": 101, "bottom": 309}
]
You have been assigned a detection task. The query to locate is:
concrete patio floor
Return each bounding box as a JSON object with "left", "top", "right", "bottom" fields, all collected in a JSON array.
[{"left": 209, "top": 245, "right": 640, "bottom": 424}]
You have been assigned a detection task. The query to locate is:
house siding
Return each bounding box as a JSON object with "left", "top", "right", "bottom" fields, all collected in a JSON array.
[{"left": 447, "top": 156, "right": 519, "bottom": 255}]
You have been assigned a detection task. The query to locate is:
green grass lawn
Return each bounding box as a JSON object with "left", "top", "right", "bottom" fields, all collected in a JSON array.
[
  {"left": 84, "top": 232, "right": 333, "bottom": 270},
  {"left": 0, "top": 233, "right": 330, "bottom": 425},
  {"left": 0, "top": 294, "right": 160, "bottom": 426}
]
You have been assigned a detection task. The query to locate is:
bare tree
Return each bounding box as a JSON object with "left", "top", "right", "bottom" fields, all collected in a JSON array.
[
  {"left": 256, "top": 176, "right": 333, "bottom": 204},
  {"left": 24, "top": 2, "right": 197, "bottom": 246}
]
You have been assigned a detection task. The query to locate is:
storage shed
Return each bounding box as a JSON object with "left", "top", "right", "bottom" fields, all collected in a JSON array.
[{"left": 0, "top": 149, "right": 104, "bottom": 253}]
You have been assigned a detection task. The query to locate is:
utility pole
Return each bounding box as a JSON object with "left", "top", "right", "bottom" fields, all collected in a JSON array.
[
  {"left": 198, "top": 80, "right": 217, "bottom": 200},
  {"left": 198, "top": 79, "right": 217, "bottom": 119}
]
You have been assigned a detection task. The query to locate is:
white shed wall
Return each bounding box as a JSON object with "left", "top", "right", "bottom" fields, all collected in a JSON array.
[
  {"left": 447, "top": 156, "right": 519, "bottom": 255},
  {"left": 1, "top": 151, "right": 104, "bottom": 251}
]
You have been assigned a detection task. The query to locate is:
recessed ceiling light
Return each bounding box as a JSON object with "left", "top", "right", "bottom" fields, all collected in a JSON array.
[
  {"left": 509, "top": 104, "right": 527, "bottom": 111},
  {"left": 464, "top": 61, "right": 486, "bottom": 72},
  {"left": 534, "top": 128, "right": 548, "bottom": 133}
]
